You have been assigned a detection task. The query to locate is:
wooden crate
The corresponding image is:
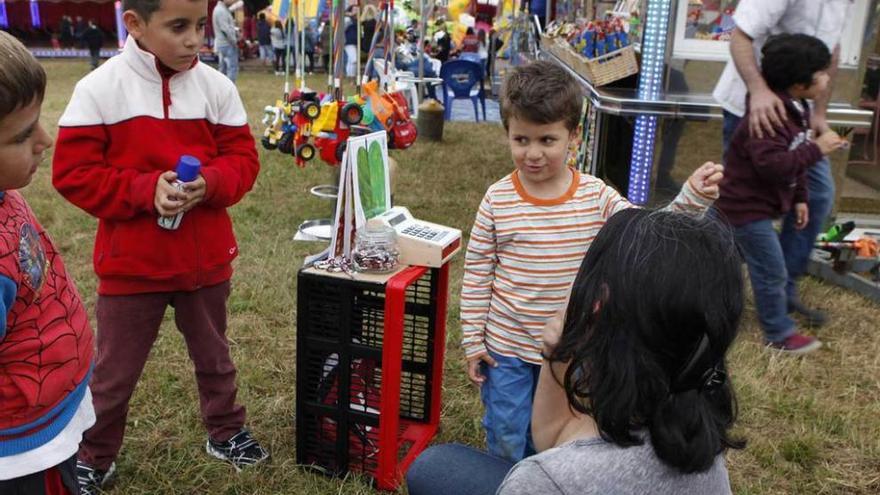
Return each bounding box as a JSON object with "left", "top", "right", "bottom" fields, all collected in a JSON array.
[{"left": 542, "top": 35, "right": 639, "bottom": 87}]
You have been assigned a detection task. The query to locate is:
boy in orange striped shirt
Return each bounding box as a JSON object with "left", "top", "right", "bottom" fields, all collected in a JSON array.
[{"left": 461, "top": 60, "right": 724, "bottom": 462}]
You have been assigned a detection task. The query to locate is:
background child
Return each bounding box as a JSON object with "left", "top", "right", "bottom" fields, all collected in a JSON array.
[
  {"left": 460, "top": 60, "right": 724, "bottom": 462},
  {"left": 715, "top": 33, "right": 846, "bottom": 354},
  {"left": 0, "top": 31, "right": 95, "bottom": 495},
  {"left": 52, "top": 0, "right": 262, "bottom": 492}
]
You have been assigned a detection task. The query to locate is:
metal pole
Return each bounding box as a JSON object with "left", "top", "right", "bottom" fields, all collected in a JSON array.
[
  {"left": 293, "top": 4, "right": 301, "bottom": 89},
  {"left": 388, "top": 0, "right": 395, "bottom": 83},
  {"left": 285, "top": 16, "right": 292, "bottom": 95},
  {"left": 300, "top": 0, "right": 306, "bottom": 87},
  {"left": 544, "top": 0, "right": 550, "bottom": 29},
  {"left": 356, "top": 0, "right": 362, "bottom": 90},
  {"left": 362, "top": 3, "right": 385, "bottom": 84},
  {"left": 333, "top": 0, "right": 345, "bottom": 99},
  {"left": 417, "top": 0, "right": 427, "bottom": 98}
]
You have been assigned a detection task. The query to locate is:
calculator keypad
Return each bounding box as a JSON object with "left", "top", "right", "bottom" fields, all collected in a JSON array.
[{"left": 401, "top": 223, "right": 446, "bottom": 242}]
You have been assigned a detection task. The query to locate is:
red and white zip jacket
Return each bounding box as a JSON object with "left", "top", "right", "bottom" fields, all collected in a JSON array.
[{"left": 53, "top": 37, "right": 260, "bottom": 295}]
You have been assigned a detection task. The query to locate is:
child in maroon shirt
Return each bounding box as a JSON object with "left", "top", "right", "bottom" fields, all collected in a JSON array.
[{"left": 715, "top": 33, "right": 846, "bottom": 354}]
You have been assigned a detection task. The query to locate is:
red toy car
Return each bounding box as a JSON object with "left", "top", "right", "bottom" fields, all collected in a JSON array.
[{"left": 313, "top": 100, "right": 367, "bottom": 165}]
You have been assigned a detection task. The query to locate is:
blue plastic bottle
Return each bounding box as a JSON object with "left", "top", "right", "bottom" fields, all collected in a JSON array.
[{"left": 158, "top": 155, "right": 201, "bottom": 230}]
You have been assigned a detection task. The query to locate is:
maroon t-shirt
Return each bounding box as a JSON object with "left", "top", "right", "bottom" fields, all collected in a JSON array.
[{"left": 715, "top": 92, "right": 823, "bottom": 227}]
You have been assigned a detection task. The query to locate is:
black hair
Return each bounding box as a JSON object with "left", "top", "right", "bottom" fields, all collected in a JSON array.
[
  {"left": 501, "top": 60, "right": 584, "bottom": 131},
  {"left": 548, "top": 209, "right": 746, "bottom": 474},
  {"left": 761, "top": 33, "right": 831, "bottom": 92},
  {"left": 0, "top": 31, "right": 46, "bottom": 120},
  {"left": 122, "top": 0, "right": 162, "bottom": 22}
]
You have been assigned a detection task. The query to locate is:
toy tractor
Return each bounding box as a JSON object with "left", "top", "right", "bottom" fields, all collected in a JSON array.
[
  {"left": 361, "top": 80, "right": 418, "bottom": 150},
  {"left": 313, "top": 98, "right": 369, "bottom": 165},
  {"left": 285, "top": 90, "right": 323, "bottom": 164},
  {"left": 261, "top": 100, "right": 290, "bottom": 150}
]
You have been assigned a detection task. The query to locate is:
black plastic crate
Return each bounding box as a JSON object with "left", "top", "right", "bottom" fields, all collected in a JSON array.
[{"left": 295, "top": 265, "right": 449, "bottom": 489}]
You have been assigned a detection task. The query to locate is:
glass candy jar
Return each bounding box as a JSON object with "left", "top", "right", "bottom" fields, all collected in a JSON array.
[{"left": 352, "top": 225, "right": 400, "bottom": 272}]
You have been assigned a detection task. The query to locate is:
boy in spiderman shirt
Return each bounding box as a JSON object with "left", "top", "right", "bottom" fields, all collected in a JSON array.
[
  {"left": 52, "top": 0, "right": 264, "bottom": 492},
  {"left": 0, "top": 31, "right": 95, "bottom": 495}
]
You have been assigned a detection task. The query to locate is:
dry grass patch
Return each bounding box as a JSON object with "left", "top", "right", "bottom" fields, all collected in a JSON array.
[{"left": 28, "top": 59, "right": 880, "bottom": 494}]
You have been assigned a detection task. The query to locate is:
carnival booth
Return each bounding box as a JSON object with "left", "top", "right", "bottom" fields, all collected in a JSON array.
[
  {"left": 540, "top": 0, "right": 880, "bottom": 298},
  {"left": 259, "top": 0, "right": 459, "bottom": 489}
]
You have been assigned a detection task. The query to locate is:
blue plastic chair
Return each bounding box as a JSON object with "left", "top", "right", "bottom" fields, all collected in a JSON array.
[{"left": 439, "top": 59, "right": 486, "bottom": 121}]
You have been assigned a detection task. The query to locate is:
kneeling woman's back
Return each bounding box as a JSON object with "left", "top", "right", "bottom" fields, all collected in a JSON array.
[{"left": 500, "top": 209, "right": 745, "bottom": 494}]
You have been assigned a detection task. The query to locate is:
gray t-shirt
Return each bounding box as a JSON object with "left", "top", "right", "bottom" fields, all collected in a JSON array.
[{"left": 497, "top": 437, "right": 731, "bottom": 495}]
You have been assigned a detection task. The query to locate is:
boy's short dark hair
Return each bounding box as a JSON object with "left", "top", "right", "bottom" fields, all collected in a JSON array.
[
  {"left": 123, "top": 0, "right": 163, "bottom": 22},
  {"left": 0, "top": 31, "right": 46, "bottom": 121},
  {"left": 761, "top": 33, "right": 831, "bottom": 92},
  {"left": 501, "top": 60, "right": 583, "bottom": 132}
]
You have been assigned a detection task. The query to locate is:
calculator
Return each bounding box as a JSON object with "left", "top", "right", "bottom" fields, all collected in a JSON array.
[{"left": 367, "top": 206, "right": 462, "bottom": 267}]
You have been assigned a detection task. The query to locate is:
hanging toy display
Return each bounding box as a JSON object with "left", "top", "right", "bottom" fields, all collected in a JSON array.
[{"left": 260, "top": 0, "right": 418, "bottom": 167}]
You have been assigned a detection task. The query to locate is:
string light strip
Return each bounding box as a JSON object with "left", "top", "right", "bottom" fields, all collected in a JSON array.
[{"left": 626, "top": 0, "right": 672, "bottom": 205}]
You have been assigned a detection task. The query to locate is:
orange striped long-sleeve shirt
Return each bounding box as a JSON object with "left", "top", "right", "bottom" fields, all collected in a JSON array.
[{"left": 460, "top": 168, "right": 715, "bottom": 364}]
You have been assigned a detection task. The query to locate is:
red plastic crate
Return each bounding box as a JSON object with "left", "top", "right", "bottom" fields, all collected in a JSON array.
[{"left": 296, "top": 265, "right": 449, "bottom": 490}]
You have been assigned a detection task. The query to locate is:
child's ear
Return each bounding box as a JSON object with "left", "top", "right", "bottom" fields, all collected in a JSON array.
[
  {"left": 123, "top": 10, "right": 146, "bottom": 39},
  {"left": 592, "top": 283, "right": 610, "bottom": 314}
]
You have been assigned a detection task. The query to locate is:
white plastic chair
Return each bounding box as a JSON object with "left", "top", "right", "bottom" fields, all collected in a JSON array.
[{"left": 373, "top": 58, "right": 442, "bottom": 118}]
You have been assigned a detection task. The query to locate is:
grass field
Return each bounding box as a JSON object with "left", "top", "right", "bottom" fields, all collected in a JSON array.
[{"left": 28, "top": 59, "right": 880, "bottom": 494}]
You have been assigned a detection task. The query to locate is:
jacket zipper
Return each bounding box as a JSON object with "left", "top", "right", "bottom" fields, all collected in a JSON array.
[{"left": 162, "top": 76, "right": 171, "bottom": 119}]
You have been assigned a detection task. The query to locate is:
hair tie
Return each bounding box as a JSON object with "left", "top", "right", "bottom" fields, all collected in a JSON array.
[
  {"left": 671, "top": 334, "right": 726, "bottom": 393},
  {"left": 698, "top": 363, "right": 727, "bottom": 391}
]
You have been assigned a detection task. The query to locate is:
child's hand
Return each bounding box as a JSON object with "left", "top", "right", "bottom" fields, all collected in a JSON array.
[
  {"left": 687, "top": 162, "right": 725, "bottom": 199},
  {"left": 795, "top": 202, "right": 809, "bottom": 230},
  {"left": 154, "top": 171, "right": 184, "bottom": 217},
  {"left": 815, "top": 130, "right": 846, "bottom": 155},
  {"left": 180, "top": 175, "right": 207, "bottom": 212},
  {"left": 542, "top": 297, "right": 569, "bottom": 356},
  {"left": 466, "top": 353, "right": 497, "bottom": 387}
]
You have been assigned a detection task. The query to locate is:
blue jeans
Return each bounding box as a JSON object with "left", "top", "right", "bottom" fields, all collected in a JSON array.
[
  {"left": 780, "top": 158, "right": 834, "bottom": 301},
  {"left": 722, "top": 111, "right": 834, "bottom": 304},
  {"left": 480, "top": 351, "right": 540, "bottom": 462},
  {"left": 217, "top": 45, "right": 239, "bottom": 82},
  {"left": 406, "top": 443, "right": 514, "bottom": 495},
  {"left": 735, "top": 219, "right": 796, "bottom": 343}
]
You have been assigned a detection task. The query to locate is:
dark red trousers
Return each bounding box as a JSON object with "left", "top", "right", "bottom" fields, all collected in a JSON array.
[{"left": 79, "top": 281, "right": 245, "bottom": 470}]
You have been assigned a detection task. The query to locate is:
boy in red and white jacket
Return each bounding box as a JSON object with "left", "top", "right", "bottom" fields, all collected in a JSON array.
[{"left": 52, "top": 0, "right": 264, "bottom": 491}]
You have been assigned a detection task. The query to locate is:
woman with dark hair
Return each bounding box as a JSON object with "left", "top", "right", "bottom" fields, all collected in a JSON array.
[{"left": 407, "top": 209, "right": 745, "bottom": 494}]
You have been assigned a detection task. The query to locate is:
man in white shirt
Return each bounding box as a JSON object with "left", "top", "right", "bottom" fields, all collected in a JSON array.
[{"left": 712, "top": 0, "right": 852, "bottom": 328}]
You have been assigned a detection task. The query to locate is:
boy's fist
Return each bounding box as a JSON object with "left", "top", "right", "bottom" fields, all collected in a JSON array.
[
  {"left": 687, "top": 162, "right": 725, "bottom": 199},
  {"left": 815, "top": 130, "right": 847, "bottom": 155},
  {"left": 154, "top": 171, "right": 184, "bottom": 217},
  {"left": 466, "top": 353, "right": 497, "bottom": 387},
  {"left": 180, "top": 175, "right": 207, "bottom": 212},
  {"left": 794, "top": 202, "right": 809, "bottom": 230}
]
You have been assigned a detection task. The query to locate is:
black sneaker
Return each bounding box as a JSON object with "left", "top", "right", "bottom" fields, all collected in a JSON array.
[
  {"left": 205, "top": 428, "right": 269, "bottom": 471},
  {"left": 77, "top": 460, "right": 115, "bottom": 495},
  {"left": 788, "top": 299, "right": 828, "bottom": 328}
]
